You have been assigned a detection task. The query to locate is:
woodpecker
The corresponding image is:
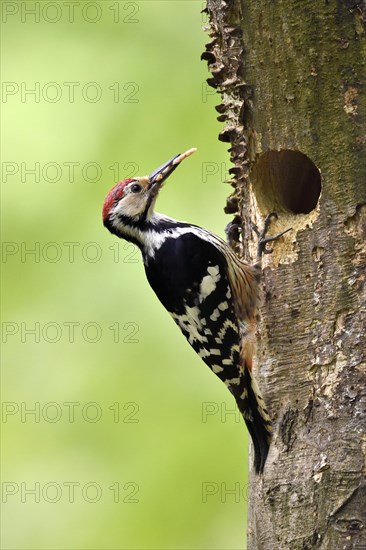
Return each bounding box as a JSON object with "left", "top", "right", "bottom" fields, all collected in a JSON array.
[{"left": 102, "top": 148, "right": 288, "bottom": 474}]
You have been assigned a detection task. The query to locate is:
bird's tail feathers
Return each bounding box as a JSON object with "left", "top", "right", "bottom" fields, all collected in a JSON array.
[{"left": 233, "top": 367, "right": 272, "bottom": 474}]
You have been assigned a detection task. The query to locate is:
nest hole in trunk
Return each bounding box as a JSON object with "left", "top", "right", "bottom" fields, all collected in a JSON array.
[{"left": 251, "top": 150, "right": 321, "bottom": 215}]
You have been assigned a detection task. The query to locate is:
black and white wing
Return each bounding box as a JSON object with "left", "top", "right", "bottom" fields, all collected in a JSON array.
[{"left": 145, "top": 230, "right": 271, "bottom": 473}]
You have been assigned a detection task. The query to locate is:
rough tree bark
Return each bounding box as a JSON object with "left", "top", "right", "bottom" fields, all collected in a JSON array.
[{"left": 202, "top": 1, "right": 366, "bottom": 549}]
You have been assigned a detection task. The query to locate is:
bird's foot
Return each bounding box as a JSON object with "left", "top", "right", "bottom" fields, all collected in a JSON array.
[
  {"left": 225, "top": 217, "right": 242, "bottom": 248},
  {"left": 255, "top": 213, "right": 291, "bottom": 262}
]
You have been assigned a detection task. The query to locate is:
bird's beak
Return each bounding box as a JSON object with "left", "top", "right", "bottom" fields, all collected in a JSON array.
[{"left": 147, "top": 148, "right": 197, "bottom": 194}]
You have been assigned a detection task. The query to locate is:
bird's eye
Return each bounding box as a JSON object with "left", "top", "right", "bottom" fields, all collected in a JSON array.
[{"left": 130, "top": 183, "right": 142, "bottom": 193}]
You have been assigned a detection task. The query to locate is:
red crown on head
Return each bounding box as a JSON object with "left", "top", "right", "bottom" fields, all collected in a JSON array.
[{"left": 102, "top": 179, "right": 134, "bottom": 222}]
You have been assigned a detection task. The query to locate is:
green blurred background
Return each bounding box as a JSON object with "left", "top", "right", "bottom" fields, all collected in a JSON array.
[{"left": 1, "top": 2, "right": 249, "bottom": 548}]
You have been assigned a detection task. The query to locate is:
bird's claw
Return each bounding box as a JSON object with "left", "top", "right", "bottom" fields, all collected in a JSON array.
[
  {"left": 225, "top": 218, "right": 242, "bottom": 247},
  {"left": 251, "top": 221, "right": 260, "bottom": 238},
  {"left": 256, "top": 212, "right": 291, "bottom": 261}
]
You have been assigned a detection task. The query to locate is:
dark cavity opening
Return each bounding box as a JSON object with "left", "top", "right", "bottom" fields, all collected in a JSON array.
[{"left": 251, "top": 150, "right": 321, "bottom": 214}]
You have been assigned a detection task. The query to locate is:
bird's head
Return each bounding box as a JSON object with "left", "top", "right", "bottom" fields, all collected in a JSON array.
[{"left": 102, "top": 148, "right": 196, "bottom": 235}]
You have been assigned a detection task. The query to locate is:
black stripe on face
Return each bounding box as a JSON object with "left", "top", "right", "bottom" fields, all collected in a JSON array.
[{"left": 140, "top": 192, "right": 156, "bottom": 222}]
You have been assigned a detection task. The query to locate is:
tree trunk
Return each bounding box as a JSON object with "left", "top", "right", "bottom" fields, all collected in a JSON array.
[{"left": 203, "top": 1, "right": 366, "bottom": 548}]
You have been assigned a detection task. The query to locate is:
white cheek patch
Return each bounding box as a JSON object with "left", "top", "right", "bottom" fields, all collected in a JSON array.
[{"left": 115, "top": 195, "right": 145, "bottom": 219}]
